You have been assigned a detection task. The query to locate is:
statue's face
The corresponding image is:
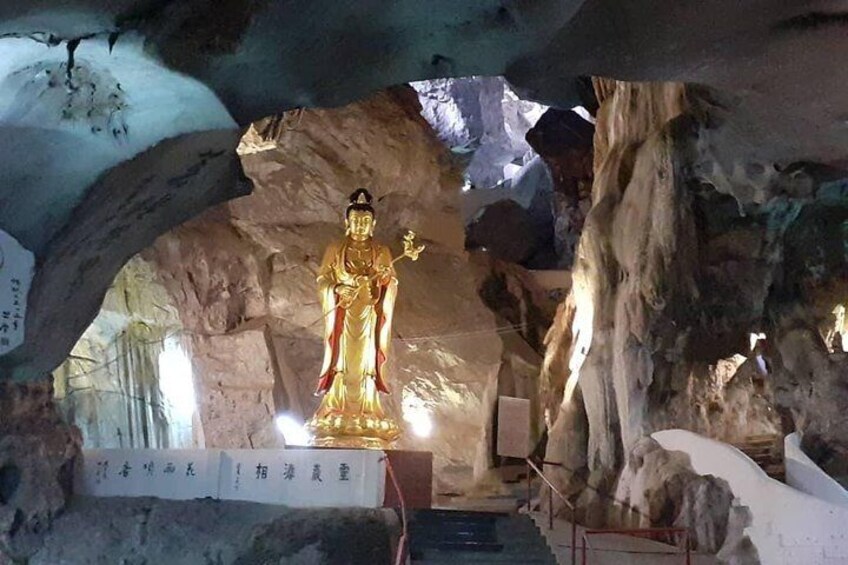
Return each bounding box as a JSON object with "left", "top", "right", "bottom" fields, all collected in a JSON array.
[{"left": 346, "top": 209, "right": 375, "bottom": 241}]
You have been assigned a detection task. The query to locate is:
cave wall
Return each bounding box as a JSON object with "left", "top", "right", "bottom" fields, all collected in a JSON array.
[
  {"left": 53, "top": 256, "right": 201, "bottom": 450},
  {"left": 0, "top": 380, "right": 79, "bottom": 561},
  {"left": 135, "top": 87, "right": 542, "bottom": 492},
  {"left": 541, "top": 78, "right": 848, "bottom": 552},
  {"left": 4, "top": 0, "right": 848, "bottom": 387}
]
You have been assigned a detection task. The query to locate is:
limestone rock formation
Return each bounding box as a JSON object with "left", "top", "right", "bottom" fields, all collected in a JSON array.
[
  {"left": 525, "top": 108, "right": 594, "bottom": 269},
  {"left": 613, "top": 438, "right": 751, "bottom": 557},
  {"left": 140, "top": 87, "right": 506, "bottom": 491},
  {"left": 767, "top": 186, "right": 848, "bottom": 479},
  {"left": 540, "top": 77, "right": 847, "bottom": 553},
  {"left": 28, "top": 497, "right": 398, "bottom": 565},
  {"left": 3, "top": 1, "right": 848, "bottom": 391},
  {"left": 1, "top": 3, "right": 848, "bottom": 563},
  {"left": 0, "top": 381, "right": 80, "bottom": 561},
  {"left": 53, "top": 256, "right": 199, "bottom": 449},
  {"left": 772, "top": 328, "right": 848, "bottom": 481},
  {"left": 411, "top": 77, "right": 548, "bottom": 190}
]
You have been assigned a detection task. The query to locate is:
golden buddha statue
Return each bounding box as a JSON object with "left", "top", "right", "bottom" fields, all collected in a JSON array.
[{"left": 306, "top": 189, "right": 422, "bottom": 448}]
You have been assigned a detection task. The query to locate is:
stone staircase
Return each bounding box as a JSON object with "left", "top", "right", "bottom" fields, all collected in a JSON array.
[
  {"left": 733, "top": 434, "right": 785, "bottom": 482},
  {"left": 409, "top": 509, "right": 556, "bottom": 564}
]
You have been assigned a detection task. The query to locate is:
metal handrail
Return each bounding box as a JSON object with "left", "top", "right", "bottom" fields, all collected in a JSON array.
[
  {"left": 383, "top": 456, "right": 408, "bottom": 565},
  {"left": 526, "top": 457, "right": 577, "bottom": 565},
  {"left": 537, "top": 459, "right": 653, "bottom": 523},
  {"left": 581, "top": 527, "right": 691, "bottom": 565}
]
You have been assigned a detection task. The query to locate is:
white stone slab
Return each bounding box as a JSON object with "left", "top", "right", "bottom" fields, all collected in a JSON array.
[
  {"left": 76, "top": 449, "right": 220, "bottom": 500},
  {"left": 0, "top": 229, "right": 34, "bottom": 355},
  {"left": 77, "top": 448, "right": 387, "bottom": 508},
  {"left": 497, "top": 396, "right": 531, "bottom": 458},
  {"left": 218, "top": 449, "right": 386, "bottom": 508}
]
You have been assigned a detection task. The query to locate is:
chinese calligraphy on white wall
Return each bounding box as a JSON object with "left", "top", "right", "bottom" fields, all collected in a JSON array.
[
  {"left": 0, "top": 229, "right": 34, "bottom": 356},
  {"left": 77, "top": 448, "right": 386, "bottom": 508}
]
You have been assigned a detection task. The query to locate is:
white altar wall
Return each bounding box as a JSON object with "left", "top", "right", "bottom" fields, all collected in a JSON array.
[
  {"left": 77, "top": 448, "right": 220, "bottom": 500},
  {"left": 76, "top": 448, "right": 386, "bottom": 508},
  {"left": 219, "top": 449, "right": 386, "bottom": 507}
]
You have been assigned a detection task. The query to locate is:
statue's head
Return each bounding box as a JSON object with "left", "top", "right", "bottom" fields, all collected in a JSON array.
[{"left": 345, "top": 188, "right": 376, "bottom": 241}]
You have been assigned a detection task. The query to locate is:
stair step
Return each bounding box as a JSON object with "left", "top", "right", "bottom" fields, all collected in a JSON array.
[
  {"left": 411, "top": 533, "right": 498, "bottom": 544},
  {"left": 412, "top": 521, "right": 498, "bottom": 528},
  {"left": 415, "top": 550, "right": 553, "bottom": 563},
  {"left": 413, "top": 558, "right": 554, "bottom": 564},
  {"left": 423, "top": 542, "right": 504, "bottom": 552},
  {"left": 409, "top": 509, "right": 555, "bottom": 564},
  {"left": 415, "top": 509, "right": 506, "bottom": 518}
]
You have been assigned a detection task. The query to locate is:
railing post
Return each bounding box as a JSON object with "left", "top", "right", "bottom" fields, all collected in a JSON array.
[
  {"left": 580, "top": 533, "right": 587, "bottom": 565},
  {"left": 548, "top": 482, "right": 553, "bottom": 530},
  {"left": 382, "top": 456, "right": 408, "bottom": 565},
  {"left": 527, "top": 459, "right": 532, "bottom": 512},
  {"left": 685, "top": 530, "right": 691, "bottom": 565}
]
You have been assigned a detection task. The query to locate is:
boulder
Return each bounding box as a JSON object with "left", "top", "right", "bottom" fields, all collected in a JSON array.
[{"left": 0, "top": 380, "right": 80, "bottom": 560}]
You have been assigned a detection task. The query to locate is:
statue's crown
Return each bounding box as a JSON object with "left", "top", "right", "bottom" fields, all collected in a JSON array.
[{"left": 347, "top": 188, "right": 375, "bottom": 216}]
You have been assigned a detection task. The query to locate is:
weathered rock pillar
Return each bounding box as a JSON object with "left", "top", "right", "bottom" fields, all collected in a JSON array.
[{"left": 0, "top": 379, "right": 80, "bottom": 561}]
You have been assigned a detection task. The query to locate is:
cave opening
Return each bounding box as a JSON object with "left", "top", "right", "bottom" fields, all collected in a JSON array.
[{"left": 1, "top": 3, "right": 848, "bottom": 563}]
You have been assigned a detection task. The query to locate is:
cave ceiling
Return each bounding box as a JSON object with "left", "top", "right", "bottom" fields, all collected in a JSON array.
[{"left": 0, "top": 0, "right": 847, "bottom": 379}]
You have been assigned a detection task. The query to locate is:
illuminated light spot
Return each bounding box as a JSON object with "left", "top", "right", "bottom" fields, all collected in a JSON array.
[
  {"left": 275, "top": 413, "right": 311, "bottom": 446},
  {"left": 402, "top": 395, "right": 433, "bottom": 438},
  {"left": 158, "top": 337, "right": 197, "bottom": 422},
  {"left": 749, "top": 332, "right": 766, "bottom": 351}
]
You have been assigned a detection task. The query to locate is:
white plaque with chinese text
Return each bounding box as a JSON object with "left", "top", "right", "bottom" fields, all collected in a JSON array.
[
  {"left": 0, "top": 229, "right": 33, "bottom": 355},
  {"left": 219, "top": 449, "right": 385, "bottom": 508},
  {"left": 76, "top": 448, "right": 386, "bottom": 508},
  {"left": 76, "top": 449, "right": 220, "bottom": 500}
]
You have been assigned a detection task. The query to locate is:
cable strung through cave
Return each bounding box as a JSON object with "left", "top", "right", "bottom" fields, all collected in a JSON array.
[{"left": 60, "top": 321, "right": 532, "bottom": 381}]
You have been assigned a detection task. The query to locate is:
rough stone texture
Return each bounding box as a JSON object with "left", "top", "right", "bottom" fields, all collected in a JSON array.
[
  {"left": 771, "top": 328, "right": 848, "bottom": 480},
  {"left": 29, "top": 497, "right": 399, "bottom": 565},
  {"left": 525, "top": 108, "right": 595, "bottom": 269},
  {"left": 0, "top": 381, "right": 80, "bottom": 561},
  {"left": 545, "top": 79, "right": 815, "bottom": 470},
  {"left": 766, "top": 187, "right": 848, "bottom": 477},
  {"left": 612, "top": 438, "right": 750, "bottom": 557},
  {"left": 141, "top": 87, "right": 507, "bottom": 491},
  {"left": 52, "top": 256, "right": 198, "bottom": 449},
  {"left": 471, "top": 252, "right": 563, "bottom": 356},
  {"left": 4, "top": 0, "right": 848, "bottom": 389},
  {"left": 0, "top": 129, "right": 249, "bottom": 381},
  {"left": 191, "top": 330, "right": 280, "bottom": 449},
  {"left": 466, "top": 199, "right": 541, "bottom": 264},
  {"left": 463, "top": 153, "right": 573, "bottom": 268},
  {"left": 411, "top": 77, "right": 547, "bottom": 190},
  {"left": 539, "top": 77, "right": 847, "bottom": 561}
]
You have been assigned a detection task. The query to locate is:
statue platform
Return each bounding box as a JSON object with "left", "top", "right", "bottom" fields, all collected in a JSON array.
[{"left": 287, "top": 445, "right": 433, "bottom": 509}]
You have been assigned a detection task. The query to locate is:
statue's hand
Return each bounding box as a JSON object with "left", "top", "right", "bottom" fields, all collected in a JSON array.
[
  {"left": 376, "top": 265, "right": 392, "bottom": 285},
  {"left": 335, "top": 284, "right": 358, "bottom": 307}
]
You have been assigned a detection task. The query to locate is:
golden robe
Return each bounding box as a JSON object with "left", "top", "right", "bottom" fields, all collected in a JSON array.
[{"left": 308, "top": 238, "right": 399, "bottom": 444}]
